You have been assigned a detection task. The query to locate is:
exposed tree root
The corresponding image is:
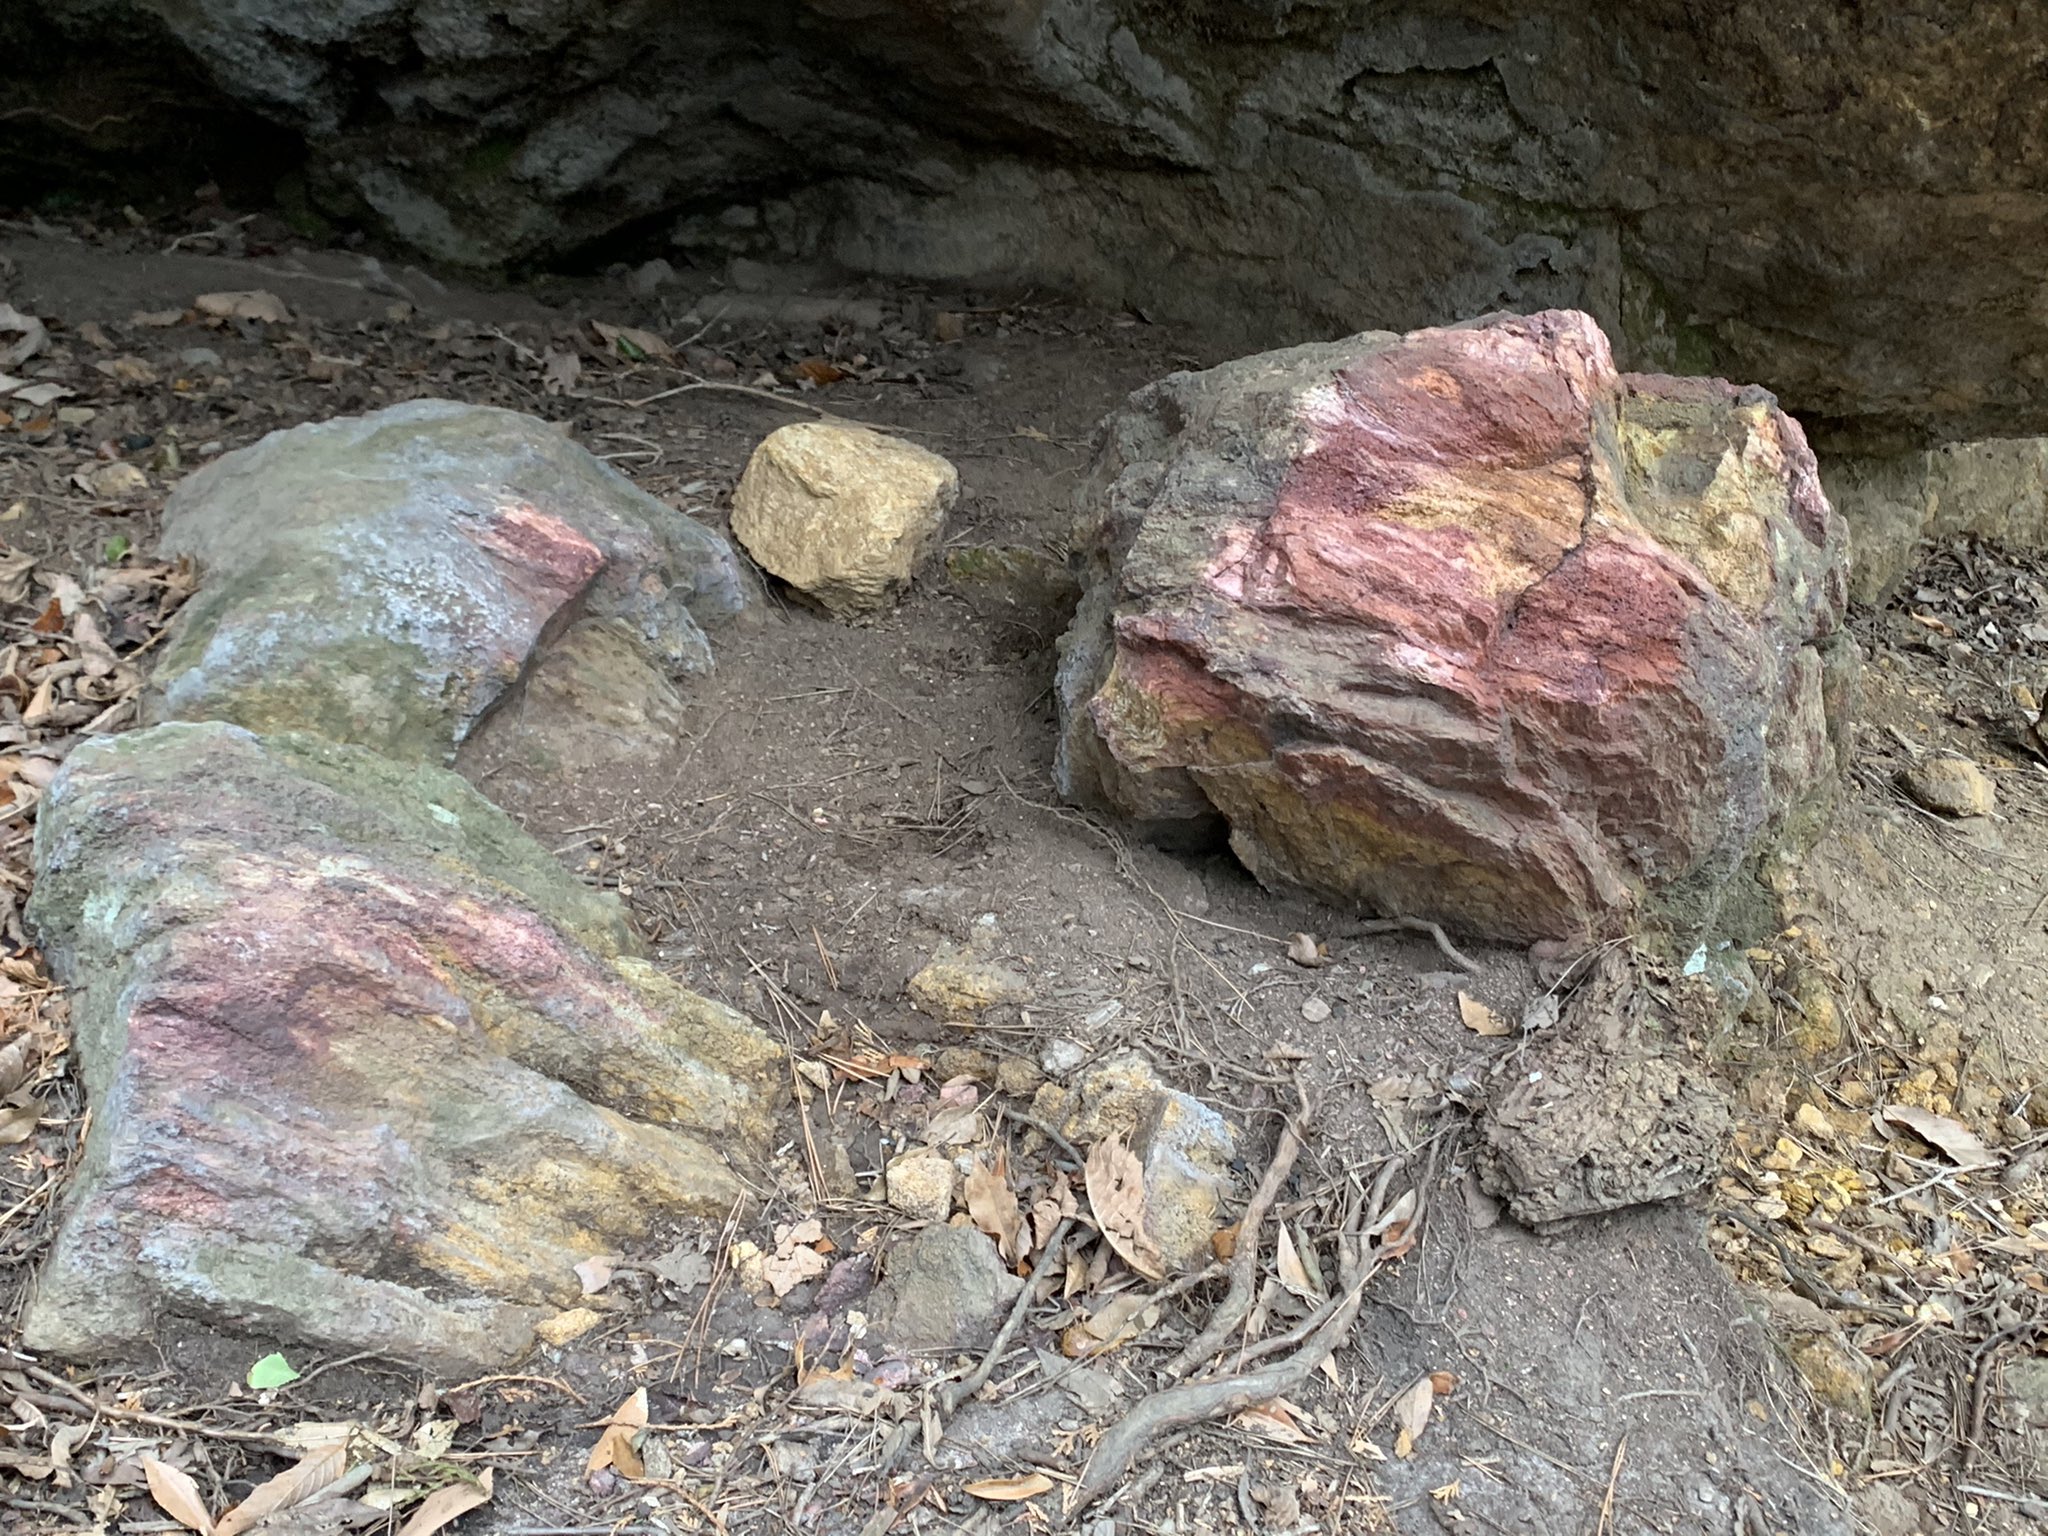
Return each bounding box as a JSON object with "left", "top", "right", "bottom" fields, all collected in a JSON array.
[
  {"left": 1161, "top": 1097, "right": 1310, "bottom": 1381},
  {"left": 1071, "top": 1169, "right": 1409, "bottom": 1520}
]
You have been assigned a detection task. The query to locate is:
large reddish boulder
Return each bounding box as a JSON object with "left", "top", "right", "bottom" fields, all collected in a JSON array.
[{"left": 1056, "top": 311, "right": 1855, "bottom": 945}]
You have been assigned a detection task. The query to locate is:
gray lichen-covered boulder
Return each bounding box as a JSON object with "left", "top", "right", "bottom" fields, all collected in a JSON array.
[
  {"left": 22, "top": 721, "right": 782, "bottom": 1367},
  {"left": 150, "top": 399, "right": 750, "bottom": 763}
]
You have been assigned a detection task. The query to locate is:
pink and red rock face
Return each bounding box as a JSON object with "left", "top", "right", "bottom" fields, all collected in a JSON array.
[
  {"left": 23, "top": 723, "right": 782, "bottom": 1367},
  {"left": 1057, "top": 311, "right": 1854, "bottom": 945}
]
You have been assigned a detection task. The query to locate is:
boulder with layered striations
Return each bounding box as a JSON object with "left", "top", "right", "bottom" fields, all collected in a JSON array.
[
  {"left": 1057, "top": 310, "right": 1855, "bottom": 946},
  {"left": 150, "top": 399, "right": 750, "bottom": 763},
  {"left": 22, "top": 722, "right": 782, "bottom": 1367}
]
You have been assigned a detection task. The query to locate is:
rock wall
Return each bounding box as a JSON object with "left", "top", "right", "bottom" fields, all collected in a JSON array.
[{"left": 14, "top": 1, "right": 2048, "bottom": 451}]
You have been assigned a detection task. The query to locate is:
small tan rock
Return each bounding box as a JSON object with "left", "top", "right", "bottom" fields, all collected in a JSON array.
[
  {"left": 1901, "top": 755, "right": 1995, "bottom": 817},
  {"left": 1755, "top": 1288, "right": 1872, "bottom": 1419},
  {"left": 535, "top": 1306, "right": 604, "bottom": 1347},
  {"left": 908, "top": 944, "right": 1032, "bottom": 1020},
  {"left": 994, "top": 1054, "right": 1045, "bottom": 1097},
  {"left": 933, "top": 1046, "right": 1000, "bottom": 1084},
  {"left": 885, "top": 1147, "right": 957, "bottom": 1222},
  {"left": 730, "top": 422, "right": 958, "bottom": 615}
]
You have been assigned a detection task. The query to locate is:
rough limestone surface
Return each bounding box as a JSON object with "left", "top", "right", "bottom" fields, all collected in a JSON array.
[
  {"left": 1057, "top": 309, "right": 1854, "bottom": 946},
  {"left": 868, "top": 1224, "right": 1022, "bottom": 1354},
  {"left": 1823, "top": 438, "right": 2048, "bottom": 604},
  {"left": 1035, "top": 1051, "right": 1236, "bottom": 1274},
  {"left": 152, "top": 399, "right": 750, "bottom": 762},
  {"left": 460, "top": 616, "right": 685, "bottom": 778},
  {"left": 22, "top": 721, "right": 782, "bottom": 1366},
  {"left": 729, "top": 424, "right": 958, "bottom": 615},
  {"left": 18, "top": 4, "right": 2048, "bottom": 448}
]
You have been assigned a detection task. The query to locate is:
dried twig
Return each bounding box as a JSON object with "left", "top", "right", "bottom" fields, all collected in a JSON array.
[
  {"left": 1163, "top": 1097, "right": 1309, "bottom": 1380},
  {"left": 24, "top": 1366, "right": 281, "bottom": 1444},
  {"left": 1333, "top": 916, "right": 1481, "bottom": 974},
  {"left": 1071, "top": 1192, "right": 1387, "bottom": 1516}
]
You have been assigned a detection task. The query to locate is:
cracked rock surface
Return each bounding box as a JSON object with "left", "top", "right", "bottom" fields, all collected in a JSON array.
[{"left": 1057, "top": 309, "right": 1855, "bottom": 944}]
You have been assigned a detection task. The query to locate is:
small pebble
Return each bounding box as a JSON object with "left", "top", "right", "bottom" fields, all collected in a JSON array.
[
  {"left": 1301, "top": 996, "right": 1332, "bottom": 1023},
  {"left": 1042, "top": 1037, "right": 1087, "bottom": 1075}
]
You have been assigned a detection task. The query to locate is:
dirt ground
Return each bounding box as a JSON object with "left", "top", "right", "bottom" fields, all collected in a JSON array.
[{"left": 0, "top": 205, "right": 2044, "bottom": 1536}]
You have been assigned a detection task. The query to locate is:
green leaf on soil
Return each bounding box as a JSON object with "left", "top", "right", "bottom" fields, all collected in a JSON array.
[{"left": 246, "top": 1351, "right": 301, "bottom": 1389}]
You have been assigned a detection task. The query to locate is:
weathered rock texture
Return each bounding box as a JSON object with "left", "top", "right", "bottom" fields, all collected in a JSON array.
[
  {"left": 1823, "top": 438, "right": 2048, "bottom": 604},
  {"left": 1477, "top": 954, "right": 1732, "bottom": 1227},
  {"left": 1034, "top": 1051, "right": 1236, "bottom": 1274},
  {"left": 23, "top": 722, "right": 782, "bottom": 1366},
  {"left": 1057, "top": 310, "right": 1853, "bottom": 945},
  {"left": 16, "top": 3, "right": 2048, "bottom": 447},
  {"left": 152, "top": 399, "right": 749, "bottom": 762},
  {"left": 730, "top": 424, "right": 958, "bottom": 615},
  {"left": 27, "top": 402, "right": 779, "bottom": 1366}
]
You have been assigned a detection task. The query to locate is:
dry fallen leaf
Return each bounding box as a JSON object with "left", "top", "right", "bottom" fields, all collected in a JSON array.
[
  {"left": 1457, "top": 991, "right": 1510, "bottom": 1037},
  {"left": 143, "top": 1457, "right": 214, "bottom": 1535},
  {"left": 962, "top": 1472, "right": 1055, "bottom": 1501},
  {"left": 395, "top": 1469, "right": 492, "bottom": 1536},
  {"left": 1085, "top": 1133, "right": 1165, "bottom": 1280},
  {"left": 195, "top": 291, "right": 291, "bottom": 324},
  {"left": 760, "top": 1244, "right": 829, "bottom": 1298},
  {"left": 0, "top": 305, "right": 47, "bottom": 371},
  {"left": 1391, "top": 1374, "right": 1436, "bottom": 1459},
  {"left": 586, "top": 1388, "right": 648, "bottom": 1478},
  {"left": 96, "top": 355, "right": 160, "bottom": 386},
  {"left": 965, "top": 1149, "right": 1027, "bottom": 1265},
  {"left": 215, "top": 1443, "right": 347, "bottom": 1536},
  {"left": 791, "top": 356, "right": 848, "bottom": 387},
  {"left": 574, "top": 1255, "right": 614, "bottom": 1295},
  {"left": 925, "top": 1074, "right": 983, "bottom": 1146},
  {"left": 1274, "top": 1222, "right": 1323, "bottom": 1303},
  {"left": 650, "top": 1243, "right": 710, "bottom": 1291},
  {"left": 1234, "top": 1398, "right": 1314, "bottom": 1444},
  {"left": 1061, "top": 1292, "right": 1160, "bottom": 1358},
  {"left": 591, "top": 320, "right": 674, "bottom": 362},
  {"left": 1881, "top": 1104, "right": 1998, "bottom": 1169},
  {"left": 793, "top": 1366, "right": 904, "bottom": 1417},
  {"left": 1285, "top": 932, "right": 1327, "bottom": 967}
]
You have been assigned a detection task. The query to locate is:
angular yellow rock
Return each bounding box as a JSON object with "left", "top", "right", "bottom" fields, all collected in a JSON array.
[
  {"left": 907, "top": 945, "right": 1032, "bottom": 1019},
  {"left": 885, "top": 1147, "right": 958, "bottom": 1222},
  {"left": 730, "top": 423, "right": 958, "bottom": 615}
]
